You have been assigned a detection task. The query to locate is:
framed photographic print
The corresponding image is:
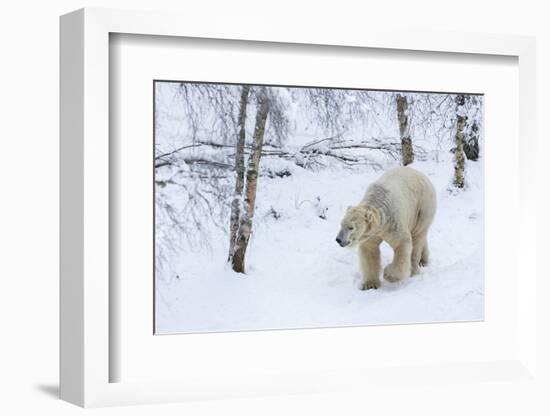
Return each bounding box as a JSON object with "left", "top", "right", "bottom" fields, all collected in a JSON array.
[
  {"left": 153, "top": 80, "right": 484, "bottom": 335},
  {"left": 60, "top": 8, "right": 539, "bottom": 408}
]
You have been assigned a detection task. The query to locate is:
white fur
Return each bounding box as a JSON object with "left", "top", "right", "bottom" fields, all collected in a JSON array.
[{"left": 337, "top": 166, "right": 437, "bottom": 290}]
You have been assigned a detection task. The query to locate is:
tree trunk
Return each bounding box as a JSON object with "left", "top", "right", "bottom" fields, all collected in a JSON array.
[
  {"left": 228, "top": 86, "right": 250, "bottom": 262},
  {"left": 463, "top": 120, "right": 480, "bottom": 161},
  {"left": 396, "top": 94, "right": 414, "bottom": 166},
  {"left": 453, "top": 94, "right": 467, "bottom": 189},
  {"left": 232, "top": 90, "right": 270, "bottom": 273}
]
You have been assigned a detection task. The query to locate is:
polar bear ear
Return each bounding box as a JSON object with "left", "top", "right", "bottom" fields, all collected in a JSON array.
[{"left": 364, "top": 208, "right": 377, "bottom": 225}]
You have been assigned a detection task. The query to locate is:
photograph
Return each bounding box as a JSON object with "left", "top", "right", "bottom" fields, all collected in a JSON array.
[{"left": 154, "top": 81, "right": 484, "bottom": 334}]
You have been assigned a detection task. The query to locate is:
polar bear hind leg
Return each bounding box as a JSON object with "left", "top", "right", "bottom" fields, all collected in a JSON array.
[
  {"left": 411, "top": 231, "right": 428, "bottom": 275},
  {"left": 383, "top": 232, "right": 413, "bottom": 282},
  {"left": 419, "top": 241, "right": 429, "bottom": 267}
]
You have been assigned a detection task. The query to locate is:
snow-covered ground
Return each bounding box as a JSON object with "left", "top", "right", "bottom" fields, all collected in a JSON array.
[{"left": 155, "top": 158, "right": 483, "bottom": 334}]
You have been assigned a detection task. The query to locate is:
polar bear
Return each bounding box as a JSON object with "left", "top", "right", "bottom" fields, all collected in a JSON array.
[{"left": 336, "top": 166, "right": 436, "bottom": 290}]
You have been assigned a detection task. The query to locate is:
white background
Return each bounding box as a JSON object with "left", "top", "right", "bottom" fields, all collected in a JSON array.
[{"left": 0, "top": 0, "right": 548, "bottom": 415}]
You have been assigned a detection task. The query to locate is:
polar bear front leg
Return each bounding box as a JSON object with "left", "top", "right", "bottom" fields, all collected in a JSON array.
[
  {"left": 358, "top": 238, "right": 382, "bottom": 290},
  {"left": 384, "top": 233, "right": 412, "bottom": 282}
]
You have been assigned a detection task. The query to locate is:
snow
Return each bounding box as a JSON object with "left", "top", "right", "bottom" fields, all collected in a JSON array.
[
  {"left": 155, "top": 157, "right": 483, "bottom": 334},
  {"left": 154, "top": 82, "right": 484, "bottom": 334}
]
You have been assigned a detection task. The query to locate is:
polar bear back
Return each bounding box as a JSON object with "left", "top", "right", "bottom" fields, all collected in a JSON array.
[{"left": 364, "top": 166, "right": 436, "bottom": 236}]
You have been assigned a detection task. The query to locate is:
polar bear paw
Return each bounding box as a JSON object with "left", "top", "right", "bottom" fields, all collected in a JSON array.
[
  {"left": 383, "top": 264, "right": 408, "bottom": 283},
  {"left": 360, "top": 279, "right": 381, "bottom": 290}
]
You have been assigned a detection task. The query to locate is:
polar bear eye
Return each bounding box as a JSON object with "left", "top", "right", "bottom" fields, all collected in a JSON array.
[{"left": 347, "top": 226, "right": 354, "bottom": 231}]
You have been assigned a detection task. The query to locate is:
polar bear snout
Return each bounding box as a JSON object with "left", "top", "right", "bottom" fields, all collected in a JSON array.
[
  {"left": 336, "top": 230, "right": 350, "bottom": 247},
  {"left": 336, "top": 236, "right": 349, "bottom": 247}
]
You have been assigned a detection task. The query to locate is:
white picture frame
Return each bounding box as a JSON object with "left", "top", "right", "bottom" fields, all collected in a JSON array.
[{"left": 60, "top": 7, "right": 538, "bottom": 407}]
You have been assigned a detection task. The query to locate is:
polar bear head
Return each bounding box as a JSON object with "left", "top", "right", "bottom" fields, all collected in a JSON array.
[{"left": 336, "top": 205, "right": 380, "bottom": 247}]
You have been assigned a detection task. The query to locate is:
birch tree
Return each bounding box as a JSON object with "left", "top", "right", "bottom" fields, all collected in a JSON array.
[
  {"left": 396, "top": 94, "right": 414, "bottom": 166},
  {"left": 228, "top": 86, "right": 250, "bottom": 262},
  {"left": 231, "top": 88, "right": 270, "bottom": 273},
  {"left": 463, "top": 95, "right": 482, "bottom": 161},
  {"left": 453, "top": 94, "right": 467, "bottom": 188},
  {"left": 463, "top": 119, "right": 480, "bottom": 161}
]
